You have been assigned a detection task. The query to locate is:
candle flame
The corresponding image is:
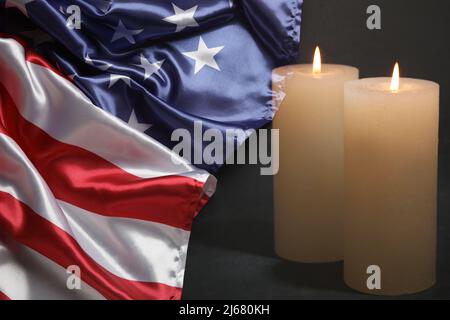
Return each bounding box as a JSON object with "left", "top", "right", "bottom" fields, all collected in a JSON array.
[
  {"left": 313, "top": 46, "right": 321, "bottom": 74},
  {"left": 390, "top": 62, "right": 400, "bottom": 92}
]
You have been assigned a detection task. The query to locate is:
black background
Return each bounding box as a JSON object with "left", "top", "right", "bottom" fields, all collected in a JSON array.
[{"left": 183, "top": 0, "right": 450, "bottom": 299}]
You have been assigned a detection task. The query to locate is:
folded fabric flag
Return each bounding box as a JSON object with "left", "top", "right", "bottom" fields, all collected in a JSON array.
[
  {"left": 0, "top": 37, "right": 216, "bottom": 300},
  {"left": 0, "top": 0, "right": 302, "bottom": 172}
]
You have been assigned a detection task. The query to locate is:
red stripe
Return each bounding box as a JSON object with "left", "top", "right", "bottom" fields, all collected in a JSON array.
[
  {"left": 0, "top": 191, "right": 182, "bottom": 300},
  {"left": 0, "top": 291, "right": 11, "bottom": 300},
  {"left": 0, "top": 83, "right": 207, "bottom": 231}
]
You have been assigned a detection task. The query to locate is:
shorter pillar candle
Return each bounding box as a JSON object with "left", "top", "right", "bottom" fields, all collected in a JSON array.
[
  {"left": 273, "top": 48, "right": 359, "bottom": 262},
  {"left": 343, "top": 66, "right": 439, "bottom": 295}
]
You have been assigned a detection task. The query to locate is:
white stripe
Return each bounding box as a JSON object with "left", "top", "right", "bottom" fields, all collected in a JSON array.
[
  {"left": 0, "top": 133, "right": 190, "bottom": 287},
  {"left": 0, "top": 240, "right": 105, "bottom": 300},
  {"left": 0, "top": 38, "right": 216, "bottom": 196},
  {"left": 59, "top": 200, "right": 190, "bottom": 287}
]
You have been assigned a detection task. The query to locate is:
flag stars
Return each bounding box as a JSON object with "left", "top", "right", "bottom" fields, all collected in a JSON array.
[
  {"left": 111, "top": 20, "right": 143, "bottom": 44},
  {"left": 163, "top": 3, "right": 199, "bottom": 32},
  {"left": 108, "top": 74, "right": 131, "bottom": 88},
  {"left": 127, "top": 109, "right": 152, "bottom": 133},
  {"left": 83, "top": 54, "right": 132, "bottom": 88},
  {"left": 135, "top": 54, "right": 165, "bottom": 80},
  {"left": 182, "top": 37, "right": 224, "bottom": 74}
]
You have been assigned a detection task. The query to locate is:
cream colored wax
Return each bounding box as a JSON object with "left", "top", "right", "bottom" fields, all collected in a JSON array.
[
  {"left": 273, "top": 64, "right": 359, "bottom": 262},
  {"left": 344, "top": 77, "right": 439, "bottom": 295}
]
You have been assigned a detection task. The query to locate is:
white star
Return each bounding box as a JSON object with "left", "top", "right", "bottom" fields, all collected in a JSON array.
[
  {"left": 5, "top": 0, "right": 33, "bottom": 16},
  {"left": 111, "top": 20, "right": 143, "bottom": 44},
  {"left": 85, "top": 54, "right": 112, "bottom": 71},
  {"left": 108, "top": 74, "right": 131, "bottom": 88},
  {"left": 182, "top": 36, "right": 224, "bottom": 74},
  {"left": 127, "top": 109, "right": 152, "bottom": 133},
  {"left": 134, "top": 54, "right": 165, "bottom": 80},
  {"left": 229, "top": 0, "right": 234, "bottom": 8},
  {"left": 163, "top": 3, "right": 199, "bottom": 32}
]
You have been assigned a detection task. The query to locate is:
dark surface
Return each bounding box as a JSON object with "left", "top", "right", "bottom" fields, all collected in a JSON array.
[{"left": 183, "top": 0, "right": 450, "bottom": 299}]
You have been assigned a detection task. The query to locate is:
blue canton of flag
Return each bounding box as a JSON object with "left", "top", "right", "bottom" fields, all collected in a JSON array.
[{"left": 0, "top": 0, "right": 302, "bottom": 172}]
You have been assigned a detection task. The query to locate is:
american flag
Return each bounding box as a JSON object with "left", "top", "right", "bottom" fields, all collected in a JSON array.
[
  {"left": 0, "top": 0, "right": 301, "bottom": 300},
  {"left": 0, "top": 0, "right": 302, "bottom": 172},
  {"left": 0, "top": 38, "right": 216, "bottom": 299}
]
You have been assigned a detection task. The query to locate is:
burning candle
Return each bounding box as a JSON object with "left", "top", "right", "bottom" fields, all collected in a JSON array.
[
  {"left": 343, "top": 64, "right": 439, "bottom": 295},
  {"left": 273, "top": 47, "right": 359, "bottom": 262}
]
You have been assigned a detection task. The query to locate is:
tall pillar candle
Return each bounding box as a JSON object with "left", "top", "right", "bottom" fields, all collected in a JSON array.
[
  {"left": 343, "top": 66, "right": 439, "bottom": 295},
  {"left": 273, "top": 48, "right": 359, "bottom": 262}
]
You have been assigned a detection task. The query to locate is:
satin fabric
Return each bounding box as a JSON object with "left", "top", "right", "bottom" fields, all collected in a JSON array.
[
  {"left": 0, "top": 238, "right": 105, "bottom": 300},
  {"left": 0, "top": 0, "right": 303, "bottom": 172},
  {"left": 0, "top": 37, "right": 216, "bottom": 299}
]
